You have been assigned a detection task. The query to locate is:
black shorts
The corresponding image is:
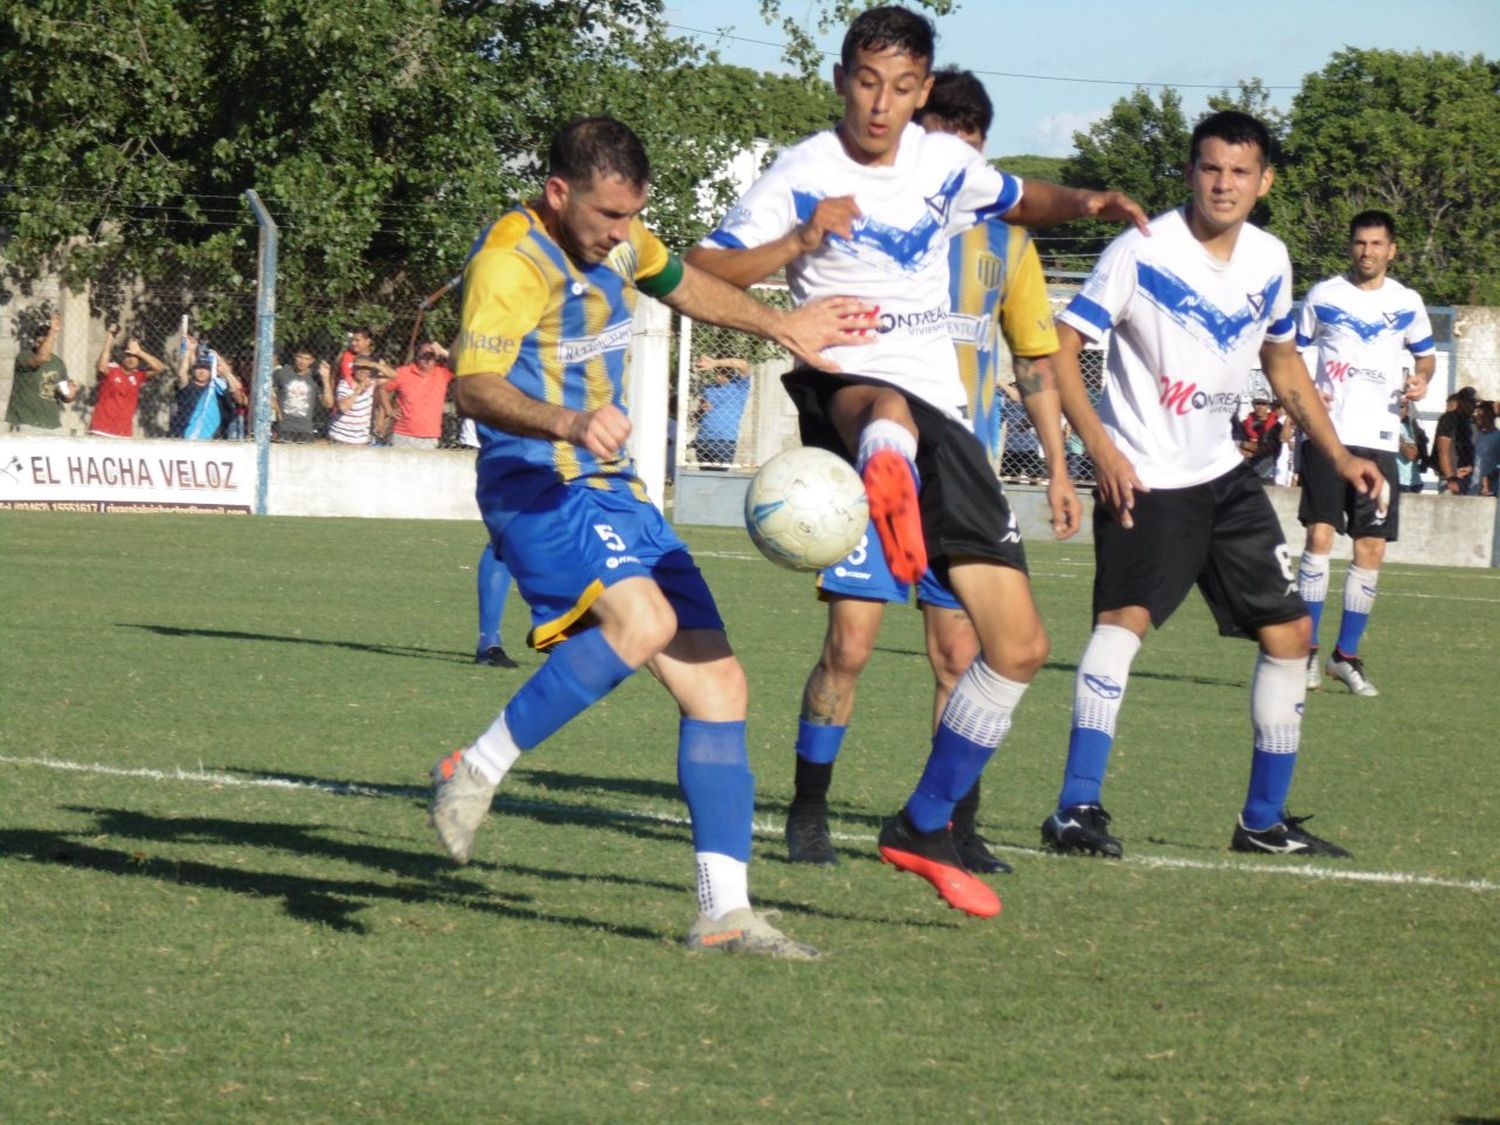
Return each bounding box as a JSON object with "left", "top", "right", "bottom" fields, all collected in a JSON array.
[
  {"left": 1093, "top": 463, "right": 1304, "bottom": 639},
  {"left": 1298, "top": 443, "right": 1400, "bottom": 541},
  {"left": 781, "top": 368, "right": 1027, "bottom": 579}
]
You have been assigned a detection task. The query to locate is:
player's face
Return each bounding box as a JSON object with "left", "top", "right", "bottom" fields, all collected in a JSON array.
[
  {"left": 921, "top": 112, "right": 984, "bottom": 154},
  {"left": 1349, "top": 225, "right": 1396, "bottom": 283},
  {"left": 1186, "top": 137, "right": 1272, "bottom": 236},
  {"left": 549, "top": 172, "right": 648, "bottom": 266},
  {"left": 834, "top": 46, "right": 933, "bottom": 166}
]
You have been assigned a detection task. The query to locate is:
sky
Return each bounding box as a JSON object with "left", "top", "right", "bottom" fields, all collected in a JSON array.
[{"left": 666, "top": 0, "right": 1500, "bottom": 158}]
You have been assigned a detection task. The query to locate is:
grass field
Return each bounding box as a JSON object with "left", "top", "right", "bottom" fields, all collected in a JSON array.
[{"left": 2, "top": 510, "right": 1497, "bottom": 1122}]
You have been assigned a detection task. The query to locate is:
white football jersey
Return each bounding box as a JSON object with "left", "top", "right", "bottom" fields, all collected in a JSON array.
[
  {"left": 1296, "top": 274, "right": 1434, "bottom": 452},
  {"left": 700, "top": 125, "right": 1022, "bottom": 419},
  {"left": 1058, "top": 208, "right": 1295, "bottom": 489}
]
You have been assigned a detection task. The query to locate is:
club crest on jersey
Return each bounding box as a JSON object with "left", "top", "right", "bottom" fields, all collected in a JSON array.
[
  {"left": 973, "top": 252, "right": 1004, "bottom": 290},
  {"left": 605, "top": 242, "right": 638, "bottom": 280},
  {"left": 1247, "top": 291, "right": 1266, "bottom": 317}
]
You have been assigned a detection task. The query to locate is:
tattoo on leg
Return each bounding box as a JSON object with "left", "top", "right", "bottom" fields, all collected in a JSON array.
[{"left": 801, "top": 666, "right": 846, "bottom": 724}]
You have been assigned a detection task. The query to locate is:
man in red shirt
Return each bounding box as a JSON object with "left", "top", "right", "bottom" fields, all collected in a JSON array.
[
  {"left": 90, "top": 326, "right": 166, "bottom": 437},
  {"left": 378, "top": 340, "right": 454, "bottom": 448}
]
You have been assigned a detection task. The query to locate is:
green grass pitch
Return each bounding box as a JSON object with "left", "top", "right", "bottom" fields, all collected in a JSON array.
[{"left": 2, "top": 511, "right": 1496, "bottom": 1121}]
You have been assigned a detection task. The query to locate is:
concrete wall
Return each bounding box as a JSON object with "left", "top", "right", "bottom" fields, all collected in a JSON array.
[
  {"left": 263, "top": 442, "right": 482, "bottom": 521},
  {"left": 672, "top": 467, "right": 1498, "bottom": 568}
]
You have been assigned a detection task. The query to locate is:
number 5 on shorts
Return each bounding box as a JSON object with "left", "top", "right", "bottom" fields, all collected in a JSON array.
[{"left": 594, "top": 524, "right": 627, "bottom": 552}]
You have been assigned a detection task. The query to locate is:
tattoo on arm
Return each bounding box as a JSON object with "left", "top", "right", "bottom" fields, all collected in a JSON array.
[
  {"left": 1014, "top": 356, "right": 1046, "bottom": 399},
  {"left": 1283, "top": 387, "right": 1314, "bottom": 430}
]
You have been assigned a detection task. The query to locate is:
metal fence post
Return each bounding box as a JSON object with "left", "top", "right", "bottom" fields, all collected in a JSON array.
[{"left": 244, "top": 189, "right": 277, "bottom": 516}]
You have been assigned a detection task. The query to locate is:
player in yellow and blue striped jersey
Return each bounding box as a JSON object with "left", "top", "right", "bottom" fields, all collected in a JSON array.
[{"left": 428, "top": 116, "right": 875, "bottom": 959}]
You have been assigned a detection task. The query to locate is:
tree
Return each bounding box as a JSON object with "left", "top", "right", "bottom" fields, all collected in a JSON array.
[
  {"left": 0, "top": 1, "right": 838, "bottom": 349},
  {"left": 1273, "top": 49, "right": 1500, "bottom": 305}
]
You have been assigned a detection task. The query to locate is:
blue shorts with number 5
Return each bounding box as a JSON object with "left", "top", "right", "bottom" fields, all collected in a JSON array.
[
  {"left": 817, "top": 521, "right": 961, "bottom": 610},
  {"left": 484, "top": 481, "right": 724, "bottom": 651}
]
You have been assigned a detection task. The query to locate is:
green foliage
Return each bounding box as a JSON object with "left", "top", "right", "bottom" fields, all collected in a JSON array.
[
  {"left": 0, "top": 2, "right": 838, "bottom": 344},
  {"left": 994, "top": 154, "right": 1065, "bottom": 182},
  {"left": 1272, "top": 49, "right": 1500, "bottom": 305}
]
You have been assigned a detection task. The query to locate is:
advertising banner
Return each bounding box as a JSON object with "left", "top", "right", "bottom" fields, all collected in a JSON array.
[{"left": 0, "top": 435, "right": 256, "bottom": 514}]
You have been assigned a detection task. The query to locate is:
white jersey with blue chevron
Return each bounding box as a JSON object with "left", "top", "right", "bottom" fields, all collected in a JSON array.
[
  {"left": 1058, "top": 207, "right": 1296, "bottom": 489},
  {"left": 1296, "top": 273, "right": 1434, "bottom": 452},
  {"left": 701, "top": 124, "right": 1022, "bottom": 420}
]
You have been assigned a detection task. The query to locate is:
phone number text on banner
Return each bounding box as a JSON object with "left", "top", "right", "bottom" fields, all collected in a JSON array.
[{"left": 0, "top": 436, "right": 256, "bottom": 514}]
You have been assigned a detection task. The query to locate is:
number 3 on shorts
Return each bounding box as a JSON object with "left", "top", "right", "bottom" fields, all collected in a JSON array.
[{"left": 594, "top": 523, "right": 627, "bottom": 552}]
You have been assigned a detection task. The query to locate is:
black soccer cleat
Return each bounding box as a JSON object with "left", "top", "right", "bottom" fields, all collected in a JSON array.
[
  {"left": 954, "top": 830, "right": 1013, "bottom": 875},
  {"left": 1041, "top": 803, "right": 1123, "bottom": 858},
  {"left": 784, "top": 798, "right": 838, "bottom": 865},
  {"left": 1231, "top": 812, "right": 1352, "bottom": 858},
  {"left": 475, "top": 644, "right": 518, "bottom": 669}
]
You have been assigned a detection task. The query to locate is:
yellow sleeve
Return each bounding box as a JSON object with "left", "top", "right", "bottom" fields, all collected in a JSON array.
[
  {"left": 998, "top": 233, "right": 1060, "bottom": 359},
  {"left": 631, "top": 219, "right": 671, "bottom": 283},
  {"left": 453, "top": 246, "right": 549, "bottom": 378}
]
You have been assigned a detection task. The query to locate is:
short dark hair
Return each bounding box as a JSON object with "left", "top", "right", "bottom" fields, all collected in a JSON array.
[
  {"left": 1189, "top": 110, "right": 1272, "bottom": 166},
  {"left": 1350, "top": 209, "right": 1396, "bottom": 240},
  {"left": 548, "top": 116, "right": 651, "bottom": 189},
  {"left": 350, "top": 327, "right": 374, "bottom": 339},
  {"left": 916, "top": 67, "right": 992, "bottom": 139},
  {"left": 840, "top": 5, "right": 935, "bottom": 72}
]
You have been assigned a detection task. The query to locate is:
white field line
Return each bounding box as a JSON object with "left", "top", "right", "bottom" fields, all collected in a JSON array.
[{"left": 4, "top": 753, "right": 1496, "bottom": 895}]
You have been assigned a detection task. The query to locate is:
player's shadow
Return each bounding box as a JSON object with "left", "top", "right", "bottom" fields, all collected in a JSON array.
[
  {"left": 118, "top": 623, "right": 478, "bottom": 665},
  {"left": 1043, "top": 660, "right": 1243, "bottom": 689},
  {"left": 213, "top": 766, "right": 429, "bottom": 802},
  {"left": 519, "top": 767, "right": 682, "bottom": 804}
]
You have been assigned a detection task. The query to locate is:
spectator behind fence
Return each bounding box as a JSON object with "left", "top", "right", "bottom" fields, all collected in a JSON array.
[
  {"left": 171, "top": 337, "right": 242, "bottom": 439},
  {"left": 6, "top": 313, "right": 78, "bottom": 434},
  {"left": 998, "top": 381, "right": 1039, "bottom": 480},
  {"left": 327, "top": 357, "right": 378, "bottom": 445},
  {"left": 1434, "top": 387, "right": 1477, "bottom": 495},
  {"left": 1473, "top": 400, "right": 1499, "bottom": 497},
  {"left": 379, "top": 340, "right": 454, "bottom": 449},
  {"left": 690, "top": 355, "right": 750, "bottom": 467},
  {"left": 337, "top": 327, "right": 397, "bottom": 443},
  {"left": 1232, "top": 394, "right": 1281, "bottom": 479},
  {"left": 272, "top": 347, "right": 331, "bottom": 443},
  {"left": 1396, "top": 399, "right": 1428, "bottom": 493},
  {"left": 90, "top": 326, "right": 165, "bottom": 438}
]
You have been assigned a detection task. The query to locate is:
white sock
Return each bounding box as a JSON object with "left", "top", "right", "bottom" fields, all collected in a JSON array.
[
  {"left": 695, "top": 852, "right": 750, "bottom": 920},
  {"left": 1343, "top": 564, "right": 1379, "bottom": 616},
  {"left": 1298, "top": 551, "right": 1331, "bottom": 605},
  {"left": 856, "top": 418, "right": 917, "bottom": 471},
  {"left": 466, "top": 712, "right": 522, "bottom": 785},
  {"left": 1073, "top": 624, "right": 1142, "bottom": 735},
  {"left": 942, "top": 659, "right": 1029, "bottom": 746},
  {"left": 1250, "top": 652, "right": 1306, "bottom": 753}
]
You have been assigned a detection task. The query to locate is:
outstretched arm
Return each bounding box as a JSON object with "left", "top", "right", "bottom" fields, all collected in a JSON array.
[
  {"left": 1005, "top": 181, "right": 1150, "bottom": 235},
  {"left": 455, "top": 372, "right": 630, "bottom": 461}
]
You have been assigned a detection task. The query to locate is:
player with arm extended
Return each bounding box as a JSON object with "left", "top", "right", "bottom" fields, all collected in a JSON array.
[
  {"left": 1039, "top": 111, "right": 1380, "bottom": 862},
  {"left": 776, "top": 66, "right": 1081, "bottom": 878},
  {"left": 687, "top": 7, "right": 1140, "bottom": 918},
  {"left": 427, "top": 116, "right": 873, "bottom": 959},
  {"left": 1294, "top": 210, "right": 1436, "bottom": 697}
]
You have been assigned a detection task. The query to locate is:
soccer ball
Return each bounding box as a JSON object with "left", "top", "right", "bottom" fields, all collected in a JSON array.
[{"left": 744, "top": 446, "right": 868, "bottom": 571}]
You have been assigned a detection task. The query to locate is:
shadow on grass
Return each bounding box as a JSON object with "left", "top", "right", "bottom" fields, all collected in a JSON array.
[{"left": 118, "top": 623, "right": 478, "bottom": 665}]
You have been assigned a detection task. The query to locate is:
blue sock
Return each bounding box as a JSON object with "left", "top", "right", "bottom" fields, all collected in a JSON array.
[
  {"left": 795, "top": 719, "right": 846, "bottom": 764},
  {"left": 503, "top": 628, "right": 633, "bottom": 750},
  {"left": 476, "top": 542, "right": 512, "bottom": 651},
  {"left": 677, "top": 719, "right": 754, "bottom": 861},
  {"left": 1297, "top": 552, "right": 1331, "bottom": 647},
  {"left": 1244, "top": 750, "right": 1298, "bottom": 831},
  {"left": 905, "top": 724, "right": 996, "bottom": 834},
  {"left": 1058, "top": 728, "right": 1113, "bottom": 810},
  {"left": 1334, "top": 565, "right": 1379, "bottom": 657},
  {"left": 1306, "top": 597, "right": 1326, "bottom": 644}
]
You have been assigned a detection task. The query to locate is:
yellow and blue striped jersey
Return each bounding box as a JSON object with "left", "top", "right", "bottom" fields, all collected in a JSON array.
[
  {"left": 453, "top": 207, "right": 671, "bottom": 526},
  {"left": 947, "top": 220, "right": 1059, "bottom": 462}
]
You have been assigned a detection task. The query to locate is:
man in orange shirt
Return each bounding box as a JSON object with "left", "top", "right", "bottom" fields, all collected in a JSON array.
[{"left": 378, "top": 340, "right": 454, "bottom": 448}]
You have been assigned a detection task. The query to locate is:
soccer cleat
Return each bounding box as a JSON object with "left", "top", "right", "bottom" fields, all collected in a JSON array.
[
  {"left": 475, "top": 644, "right": 518, "bottom": 669},
  {"left": 1041, "top": 803, "right": 1123, "bottom": 858},
  {"left": 1325, "top": 651, "right": 1378, "bottom": 696},
  {"left": 862, "top": 448, "right": 926, "bottom": 583},
  {"left": 685, "top": 907, "right": 822, "bottom": 961},
  {"left": 954, "top": 830, "right": 1013, "bottom": 875},
  {"left": 877, "top": 811, "right": 1001, "bottom": 918},
  {"left": 1231, "top": 812, "right": 1352, "bottom": 858},
  {"left": 1305, "top": 647, "right": 1322, "bottom": 691},
  {"left": 428, "top": 749, "right": 497, "bottom": 865},
  {"left": 784, "top": 798, "right": 838, "bottom": 866}
]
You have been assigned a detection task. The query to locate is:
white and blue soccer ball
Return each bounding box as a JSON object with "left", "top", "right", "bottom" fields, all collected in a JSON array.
[{"left": 744, "top": 446, "right": 868, "bottom": 571}]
